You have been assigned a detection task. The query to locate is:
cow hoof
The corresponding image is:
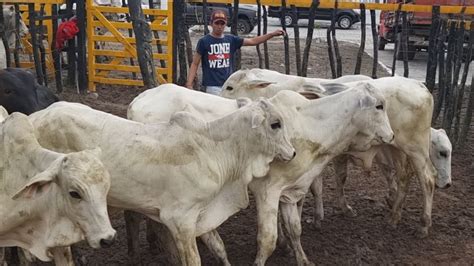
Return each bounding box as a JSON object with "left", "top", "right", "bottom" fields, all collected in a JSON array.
[
  {"left": 388, "top": 218, "right": 399, "bottom": 228},
  {"left": 416, "top": 227, "right": 430, "bottom": 239}
]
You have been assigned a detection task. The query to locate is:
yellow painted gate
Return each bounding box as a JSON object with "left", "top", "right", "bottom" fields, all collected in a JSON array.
[{"left": 86, "top": 0, "right": 173, "bottom": 91}]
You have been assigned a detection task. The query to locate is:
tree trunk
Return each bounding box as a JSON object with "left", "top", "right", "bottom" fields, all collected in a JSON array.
[
  {"left": 391, "top": 3, "right": 402, "bottom": 76},
  {"left": 301, "top": 0, "right": 319, "bottom": 77},
  {"left": 425, "top": 5, "right": 440, "bottom": 92},
  {"left": 129, "top": 0, "right": 157, "bottom": 88},
  {"left": 291, "top": 5, "right": 302, "bottom": 76},
  {"left": 354, "top": 3, "right": 366, "bottom": 75},
  {"left": 370, "top": 9, "right": 378, "bottom": 78},
  {"left": 280, "top": 0, "right": 290, "bottom": 74}
]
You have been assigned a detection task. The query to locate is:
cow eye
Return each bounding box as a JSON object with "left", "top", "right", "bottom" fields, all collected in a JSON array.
[
  {"left": 226, "top": 86, "right": 234, "bottom": 91},
  {"left": 376, "top": 104, "right": 384, "bottom": 110},
  {"left": 271, "top": 121, "right": 281, "bottom": 130},
  {"left": 69, "top": 191, "right": 82, "bottom": 200},
  {"left": 439, "top": 151, "right": 447, "bottom": 158},
  {"left": 4, "top": 88, "right": 12, "bottom": 95}
]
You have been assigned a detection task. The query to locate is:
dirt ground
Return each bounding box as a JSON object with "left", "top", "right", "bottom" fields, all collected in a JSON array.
[{"left": 34, "top": 38, "right": 474, "bottom": 265}]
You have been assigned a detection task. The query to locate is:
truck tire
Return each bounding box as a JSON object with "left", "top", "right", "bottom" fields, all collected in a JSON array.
[
  {"left": 284, "top": 14, "right": 296, "bottom": 27},
  {"left": 237, "top": 18, "right": 252, "bottom": 35},
  {"left": 337, "top": 15, "right": 353, "bottom": 29}
]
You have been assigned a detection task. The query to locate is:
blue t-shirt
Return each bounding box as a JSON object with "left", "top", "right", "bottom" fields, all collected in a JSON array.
[{"left": 196, "top": 34, "right": 244, "bottom": 87}]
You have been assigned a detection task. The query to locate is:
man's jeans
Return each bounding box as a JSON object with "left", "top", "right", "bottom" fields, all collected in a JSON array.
[{"left": 206, "top": 86, "right": 223, "bottom": 95}]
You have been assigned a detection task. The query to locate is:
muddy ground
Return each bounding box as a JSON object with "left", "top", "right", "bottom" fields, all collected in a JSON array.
[{"left": 33, "top": 38, "right": 474, "bottom": 265}]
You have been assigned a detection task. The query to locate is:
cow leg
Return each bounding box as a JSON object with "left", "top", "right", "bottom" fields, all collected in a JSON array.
[
  {"left": 124, "top": 210, "right": 143, "bottom": 265},
  {"left": 146, "top": 218, "right": 159, "bottom": 253},
  {"left": 310, "top": 175, "right": 324, "bottom": 229},
  {"left": 333, "top": 156, "right": 356, "bottom": 217},
  {"left": 0, "top": 248, "right": 5, "bottom": 266},
  {"left": 252, "top": 187, "right": 281, "bottom": 266},
  {"left": 388, "top": 155, "right": 412, "bottom": 227},
  {"left": 165, "top": 221, "right": 201, "bottom": 266},
  {"left": 148, "top": 220, "right": 180, "bottom": 265},
  {"left": 50, "top": 247, "right": 74, "bottom": 266},
  {"left": 410, "top": 155, "right": 436, "bottom": 238},
  {"left": 199, "top": 230, "right": 231, "bottom": 266},
  {"left": 280, "top": 202, "right": 313, "bottom": 266}
]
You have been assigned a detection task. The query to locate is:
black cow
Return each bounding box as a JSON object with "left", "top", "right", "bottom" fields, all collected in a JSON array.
[{"left": 0, "top": 68, "right": 58, "bottom": 114}]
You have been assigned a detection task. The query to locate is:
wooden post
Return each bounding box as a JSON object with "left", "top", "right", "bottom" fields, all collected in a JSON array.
[
  {"left": 370, "top": 9, "right": 378, "bottom": 78},
  {"left": 301, "top": 0, "right": 319, "bottom": 77},
  {"left": 122, "top": 0, "right": 137, "bottom": 80},
  {"left": 202, "top": 0, "right": 209, "bottom": 35},
  {"left": 425, "top": 5, "right": 440, "bottom": 92},
  {"left": 14, "top": 4, "right": 21, "bottom": 67},
  {"left": 354, "top": 3, "right": 366, "bottom": 75},
  {"left": 263, "top": 5, "right": 269, "bottom": 69},
  {"left": 29, "top": 4, "right": 45, "bottom": 85},
  {"left": 442, "top": 21, "right": 457, "bottom": 132},
  {"left": 332, "top": 0, "right": 342, "bottom": 77},
  {"left": 458, "top": 75, "right": 474, "bottom": 148},
  {"left": 256, "top": 0, "right": 263, "bottom": 68},
  {"left": 76, "top": 0, "right": 88, "bottom": 93},
  {"left": 0, "top": 3, "right": 12, "bottom": 68},
  {"left": 38, "top": 5, "right": 48, "bottom": 87},
  {"left": 401, "top": 11, "right": 409, "bottom": 77},
  {"left": 51, "top": 4, "right": 63, "bottom": 93},
  {"left": 326, "top": 5, "right": 336, "bottom": 78},
  {"left": 66, "top": 0, "right": 76, "bottom": 87},
  {"left": 129, "top": 0, "right": 157, "bottom": 88},
  {"left": 291, "top": 5, "right": 301, "bottom": 76},
  {"left": 453, "top": 20, "right": 473, "bottom": 144},
  {"left": 149, "top": 0, "right": 167, "bottom": 80},
  {"left": 391, "top": 3, "right": 402, "bottom": 76},
  {"left": 433, "top": 20, "right": 447, "bottom": 123},
  {"left": 231, "top": 0, "right": 241, "bottom": 70},
  {"left": 280, "top": 0, "right": 290, "bottom": 74}
]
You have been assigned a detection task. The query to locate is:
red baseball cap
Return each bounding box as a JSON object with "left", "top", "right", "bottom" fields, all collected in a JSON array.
[{"left": 211, "top": 10, "right": 227, "bottom": 24}]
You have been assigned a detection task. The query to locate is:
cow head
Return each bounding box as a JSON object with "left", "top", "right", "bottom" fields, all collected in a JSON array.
[
  {"left": 238, "top": 99, "right": 296, "bottom": 177},
  {"left": 5, "top": 113, "right": 115, "bottom": 249},
  {"left": 430, "top": 128, "right": 452, "bottom": 188},
  {"left": 220, "top": 69, "right": 275, "bottom": 99},
  {"left": 0, "top": 68, "right": 58, "bottom": 115},
  {"left": 349, "top": 83, "right": 394, "bottom": 151},
  {"left": 2, "top": 6, "right": 28, "bottom": 47}
]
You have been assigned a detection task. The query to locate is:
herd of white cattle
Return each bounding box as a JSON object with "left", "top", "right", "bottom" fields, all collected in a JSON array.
[{"left": 0, "top": 69, "right": 453, "bottom": 266}]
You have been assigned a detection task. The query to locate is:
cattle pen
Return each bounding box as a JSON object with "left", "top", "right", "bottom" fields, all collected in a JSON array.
[{"left": 1, "top": 0, "right": 474, "bottom": 265}]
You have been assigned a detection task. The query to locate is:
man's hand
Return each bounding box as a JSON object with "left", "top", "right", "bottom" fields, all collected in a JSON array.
[{"left": 271, "top": 29, "right": 286, "bottom": 37}]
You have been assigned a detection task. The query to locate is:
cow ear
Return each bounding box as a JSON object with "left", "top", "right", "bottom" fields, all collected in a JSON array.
[
  {"left": 236, "top": 97, "right": 251, "bottom": 108},
  {"left": 11, "top": 157, "right": 64, "bottom": 200},
  {"left": 299, "top": 91, "right": 322, "bottom": 100},
  {"left": 248, "top": 80, "right": 274, "bottom": 89},
  {"left": 251, "top": 112, "right": 265, "bottom": 129},
  {"left": 359, "top": 95, "right": 376, "bottom": 109}
]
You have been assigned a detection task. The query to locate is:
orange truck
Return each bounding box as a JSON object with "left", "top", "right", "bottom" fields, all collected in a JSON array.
[{"left": 378, "top": 0, "right": 473, "bottom": 60}]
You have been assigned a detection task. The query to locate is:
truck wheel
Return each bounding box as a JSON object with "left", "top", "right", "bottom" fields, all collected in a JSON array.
[
  {"left": 378, "top": 37, "right": 387, "bottom": 50},
  {"left": 337, "top": 15, "right": 353, "bottom": 29},
  {"left": 237, "top": 18, "right": 251, "bottom": 35},
  {"left": 284, "top": 14, "right": 296, "bottom": 27}
]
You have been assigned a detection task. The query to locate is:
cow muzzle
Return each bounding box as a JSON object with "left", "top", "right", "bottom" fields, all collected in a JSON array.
[
  {"left": 278, "top": 149, "right": 296, "bottom": 162},
  {"left": 99, "top": 232, "right": 117, "bottom": 248}
]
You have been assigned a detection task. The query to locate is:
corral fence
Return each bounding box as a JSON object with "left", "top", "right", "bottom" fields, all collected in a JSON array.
[{"left": 0, "top": 0, "right": 473, "bottom": 148}]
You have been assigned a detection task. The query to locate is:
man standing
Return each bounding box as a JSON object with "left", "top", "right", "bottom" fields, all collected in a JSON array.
[{"left": 186, "top": 10, "right": 285, "bottom": 95}]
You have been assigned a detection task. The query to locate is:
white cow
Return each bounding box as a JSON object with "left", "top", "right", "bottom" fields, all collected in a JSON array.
[
  {"left": 222, "top": 75, "right": 439, "bottom": 263},
  {"left": 127, "top": 83, "right": 394, "bottom": 265},
  {"left": 0, "top": 112, "right": 116, "bottom": 265},
  {"left": 303, "top": 80, "right": 447, "bottom": 239},
  {"left": 30, "top": 100, "right": 295, "bottom": 265},
  {"left": 2, "top": 6, "right": 28, "bottom": 48},
  {"left": 219, "top": 68, "right": 372, "bottom": 99}
]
